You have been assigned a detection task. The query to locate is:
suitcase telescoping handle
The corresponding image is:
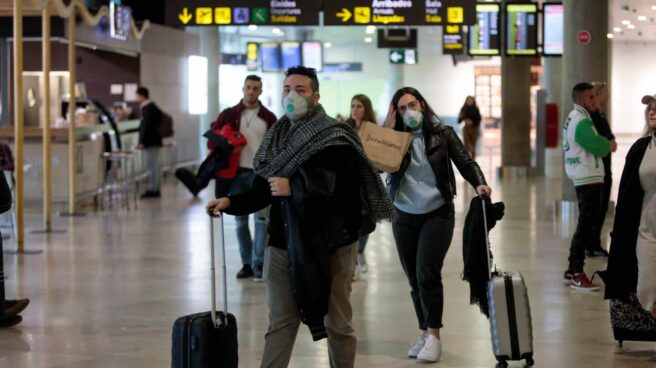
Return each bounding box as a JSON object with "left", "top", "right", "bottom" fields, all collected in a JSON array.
[
  {"left": 208, "top": 210, "right": 228, "bottom": 329},
  {"left": 479, "top": 194, "right": 492, "bottom": 280}
]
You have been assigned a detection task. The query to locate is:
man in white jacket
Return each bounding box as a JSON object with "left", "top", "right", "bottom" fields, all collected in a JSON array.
[{"left": 563, "top": 82, "right": 611, "bottom": 291}]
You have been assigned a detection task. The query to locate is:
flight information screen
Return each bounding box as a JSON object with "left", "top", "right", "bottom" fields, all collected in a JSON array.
[
  {"left": 261, "top": 43, "right": 281, "bottom": 72},
  {"left": 505, "top": 3, "right": 538, "bottom": 56},
  {"left": 281, "top": 42, "right": 302, "bottom": 70},
  {"left": 543, "top": 3, "right": 564, "bottom": 56},
  {"left": 468, "top": 3, "right": 501, "bottom": 56}
]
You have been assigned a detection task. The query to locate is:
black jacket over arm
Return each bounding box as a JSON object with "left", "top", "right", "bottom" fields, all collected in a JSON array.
[
  {"left": 603, "top": 137, "right": 651, "bottom": 300},
  {"left": 225, "top": 145, "right": 362, "bottom": 340},
  {"left": 138, "top": 103, "right": 163, "bottom": 147}
]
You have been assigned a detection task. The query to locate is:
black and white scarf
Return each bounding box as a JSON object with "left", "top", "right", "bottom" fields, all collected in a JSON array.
[{"left": 254, "top": 105, "right": 395, "bottom": 222}]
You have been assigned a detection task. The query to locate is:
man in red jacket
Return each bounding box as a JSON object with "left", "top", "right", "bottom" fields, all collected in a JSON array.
[{"left": 212, "top": 75, "right": 277, "bottom": 280}]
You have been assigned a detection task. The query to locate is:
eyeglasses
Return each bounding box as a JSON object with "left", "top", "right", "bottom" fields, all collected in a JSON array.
[{"left": 398, "top": 100, "right": 420, "bottom": 114}]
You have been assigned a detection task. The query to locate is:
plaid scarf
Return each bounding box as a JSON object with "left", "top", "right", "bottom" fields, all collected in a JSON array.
[{"left": 254, "top": 105, "right": 395, "bottom": 222}]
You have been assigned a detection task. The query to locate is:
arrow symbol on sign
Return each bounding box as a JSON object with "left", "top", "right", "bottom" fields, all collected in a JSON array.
[
  {"left": 337, "top": 8, "right": 352, "bottom": 22},
  {"left": 179, "top": 7, "right": 193, "bottom": 25},
  {"left": 390, "top": 51, "right": 403, "bottom": 63}
]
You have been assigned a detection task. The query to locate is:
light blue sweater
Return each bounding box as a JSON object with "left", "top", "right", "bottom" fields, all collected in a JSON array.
[{"left": 394, "top": 129, "right": 445, "bottom": 214}]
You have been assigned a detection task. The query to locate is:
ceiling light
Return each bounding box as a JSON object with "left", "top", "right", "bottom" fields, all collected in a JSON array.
[
  {"left": 627, "top": 24, "right": 636, "bottom": 29},
  {"left": 607, "top": 33, "right": 614, "bottom": 39},
  {"left": 324, "top": 42, "right": 332, "bottom": 48},
  {"left": 366, "top": 25, "right": 376, "bottom": 34},
  {"left": 364, "top": 37, "right": 373, "bottom": 43},
  {"left": 621, "top": 19, "right": 631, "bottom": 25},
  {"left": 638, "top": 15, "right": 648, "bottom": 21},
  {"left": 248, "top": 25, "right": 258, "bottom": 31},
  {"left": 652, "top": 5, "right": 656, "bottom": 11},
  {"left": 613, "top": 27, "right": 622, "bottom": 32}
]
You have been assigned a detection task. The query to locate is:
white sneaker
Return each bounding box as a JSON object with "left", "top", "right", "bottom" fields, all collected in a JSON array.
[
  {"left": 407, "top": 331, "right": 428, "bottom": 358},
  {"left": 357, "top": 253, "right": 368, "bottom": 273},
  {"left": 417, "top": 335, "right": 441, "bottom": 362}
]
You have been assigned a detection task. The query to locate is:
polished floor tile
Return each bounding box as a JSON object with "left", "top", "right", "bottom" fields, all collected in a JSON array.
[{"left": 1, "top": 137, "right": 655, "bottom": 367}]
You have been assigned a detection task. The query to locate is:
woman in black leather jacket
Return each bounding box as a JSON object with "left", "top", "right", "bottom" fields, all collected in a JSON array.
[{"left": 384, "top": 87, "right": 491, "bottom": 363}]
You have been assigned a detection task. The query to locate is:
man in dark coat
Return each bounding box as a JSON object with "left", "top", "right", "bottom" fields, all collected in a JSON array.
[
  {"left": 136, "top": 86, "right": 164, "bottom": 198},
  {"left": 206, "top": 66, "right": 395, "bottom": 368}
]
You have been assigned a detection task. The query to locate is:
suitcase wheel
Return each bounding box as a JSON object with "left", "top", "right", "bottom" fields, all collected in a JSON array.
[
  {"left": 526, "top": 357, "right": 535, "bottom": 366},
  {"left": 495, "top": 361, "right": 508, "bottom": 368}
]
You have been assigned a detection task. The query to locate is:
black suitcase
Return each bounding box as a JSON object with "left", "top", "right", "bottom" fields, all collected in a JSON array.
[{"left": 171, "top": 214, "right": 238, "bottom": 368}]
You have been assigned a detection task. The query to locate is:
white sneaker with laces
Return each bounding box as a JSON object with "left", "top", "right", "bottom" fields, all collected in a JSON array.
[
  {"left": 417, "top": 335, "right": 441, "bottom": 362},
  {"left": 407, "top": 331, "right": 428, "bottom": 358}
]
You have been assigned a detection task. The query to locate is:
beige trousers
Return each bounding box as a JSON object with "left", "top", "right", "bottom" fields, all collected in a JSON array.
[{"left": 260, "top": 243, "right": 358, "bottom": 368}]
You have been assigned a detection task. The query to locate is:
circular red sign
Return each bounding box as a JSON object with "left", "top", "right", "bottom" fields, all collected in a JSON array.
[{"left": 577, "top": 30, "right": 592, "bottom": 45}]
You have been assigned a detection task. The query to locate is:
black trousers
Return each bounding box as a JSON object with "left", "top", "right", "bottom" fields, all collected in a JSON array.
[
  {"left": 392, "top": 204, "right": 455, "bottom": 330},
  {"left": 568, "top": 184, "right": 603, "bottom": 273}
]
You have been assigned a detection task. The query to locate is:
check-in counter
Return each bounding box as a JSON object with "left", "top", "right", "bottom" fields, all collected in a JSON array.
[{"left": 0, "top": 120, "right": 143, "bottom": 204}]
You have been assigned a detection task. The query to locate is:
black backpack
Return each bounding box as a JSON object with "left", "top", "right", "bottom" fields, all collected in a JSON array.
[{"left": 160, "top": 112, "right": 174, "bottom": 138}]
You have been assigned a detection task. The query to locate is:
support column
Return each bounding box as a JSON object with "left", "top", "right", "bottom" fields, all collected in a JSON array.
[
  {"left": 560, "top": 0, "right": 609, "bottom": 201},
  {"left": 500, "top": 57, "right": 531, "bottom": 177},
  {"left": 198, "top": 27, "right": 219, "bottom": 157},
  {"left": 13, "top": 0, "right": 24, "bottom": 248},
  {"left": 543, "top": 58, "right": 563, "bottom": 178},
  {"left": 0, "top": 39, "right": 9, "bottom": 126},
  {"left": 42, "top": 7, "right": 52, "bottom": 231},
  {"left": 387, "top": 63, "right": 404, "bottom": 105},
  {"left": 67, "top": 16, "right": 77, "bottom": 214}
]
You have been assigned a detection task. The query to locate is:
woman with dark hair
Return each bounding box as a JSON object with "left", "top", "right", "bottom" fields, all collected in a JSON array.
[
  {"left": 385, "top": 87, "right": 491, "bottom": 362},
  {"left": 345, "top": 94, "right": 377, "bottom": 277},
  {"left": 604, "top": 94, "right": 656, "bottom": 316},
  {"left": 458, "top": 96, "right": 482, "bottom": 159}
]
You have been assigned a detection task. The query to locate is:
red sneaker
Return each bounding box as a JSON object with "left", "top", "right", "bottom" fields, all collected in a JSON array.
[{"left": 570, "top": 273, "right": 599, "bottom": 291}]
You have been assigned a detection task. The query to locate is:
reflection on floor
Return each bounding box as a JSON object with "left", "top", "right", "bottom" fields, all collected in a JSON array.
[{"left": 0, "top": 137, "right": 654, "bottom": 367}]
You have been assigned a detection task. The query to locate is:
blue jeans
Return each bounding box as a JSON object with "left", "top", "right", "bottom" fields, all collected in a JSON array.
[{"left": 230, "top": 168, "right": 269, "bottom": 268}]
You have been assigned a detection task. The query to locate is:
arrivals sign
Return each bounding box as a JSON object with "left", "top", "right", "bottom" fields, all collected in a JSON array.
[
  {"left": 324, "top": 0, "right": 476, "bottom": 26},
  {"left": 165, "top": 0, "right": 320, "bottom": 26}
]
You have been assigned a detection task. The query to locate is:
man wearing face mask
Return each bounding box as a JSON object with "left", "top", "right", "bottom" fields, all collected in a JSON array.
[
  {"left": 206, "top": 66, "right": 395, "bottom": 368},
  {"left": 384, "top": 87, "right": 491, "bottom": 363}
]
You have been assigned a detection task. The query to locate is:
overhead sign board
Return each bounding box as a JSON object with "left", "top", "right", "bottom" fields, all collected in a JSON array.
[
  {"left": 165, "top": 0, "right": 320, "bottom": 26},
  {"left": 442, "top": 25, "right": 464, "bottom": 55},
  {"left": 324, "top": 0, "right": 475, "bottom": 26}
]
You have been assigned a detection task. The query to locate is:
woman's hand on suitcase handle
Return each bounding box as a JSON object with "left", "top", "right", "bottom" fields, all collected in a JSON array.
[
  {"left": 206, "top": 197, "right": 231, "bottom": 217},
  {"left": 476, "top": 185, "right": 492, "bottom": 198}
]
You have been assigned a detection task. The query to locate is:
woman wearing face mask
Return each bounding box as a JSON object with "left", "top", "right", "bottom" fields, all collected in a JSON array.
[
  {"left": 385, "top": 87, "right": 491, "bottom": 363},
  {"left": 345, "top": 94, "right": 377, "bottom": 277}
]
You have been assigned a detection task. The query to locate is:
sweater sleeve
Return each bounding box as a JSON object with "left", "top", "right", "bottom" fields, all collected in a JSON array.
[
  {"left": 225, "top": 174, "right": 272, "bottom": 216},
  {"left": 575, "top": 118, "right": 611, "bottom": 157}
]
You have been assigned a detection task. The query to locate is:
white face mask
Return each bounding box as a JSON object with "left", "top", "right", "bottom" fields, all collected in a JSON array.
[
  {"left": 282, "top": 90, "right": 309, "bottom": 121},
  {"left": 402, "top": 109, "right": 423, "bottom": 129}
]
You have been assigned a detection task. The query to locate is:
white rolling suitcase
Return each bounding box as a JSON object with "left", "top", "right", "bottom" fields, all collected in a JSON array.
[{"left": 481, "top": 196, "right": 535, "bottom": 367}]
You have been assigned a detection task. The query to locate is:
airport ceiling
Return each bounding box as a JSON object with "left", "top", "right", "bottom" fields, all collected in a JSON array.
[{"left": 0, "top": 0, "right": 654, "bottom": 42}]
